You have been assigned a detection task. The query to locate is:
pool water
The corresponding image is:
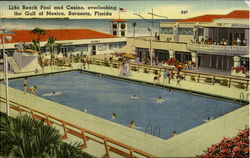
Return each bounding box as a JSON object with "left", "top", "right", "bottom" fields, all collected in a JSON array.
[{"left": 9, "top": 72, "right": 242, "bottom": 139}]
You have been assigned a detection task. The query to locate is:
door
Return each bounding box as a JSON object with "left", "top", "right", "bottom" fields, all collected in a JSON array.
[{"left": 92, "top": 45, "right": 96, "bottom": 55}]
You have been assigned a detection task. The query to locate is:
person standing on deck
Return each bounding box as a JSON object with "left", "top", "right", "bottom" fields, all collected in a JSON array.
[{"left": 23, "top": 77, "right": 28, "bottom": 95}]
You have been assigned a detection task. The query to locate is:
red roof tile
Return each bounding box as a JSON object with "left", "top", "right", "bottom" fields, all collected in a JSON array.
[
  {"left": 222, "top": 10, "right": 249, "bottom": 19},
  {"left": 111, "top": 19, "right": 127, "bottom": 22},
  {"left": 176, "top": 10, "right": 249, "bottom": 23},
  {"left": 176, "top": 15, "right": 224, "bottom": 23},
  {"left": 1, "top": 29, "right": 116, "bottom": 44}
]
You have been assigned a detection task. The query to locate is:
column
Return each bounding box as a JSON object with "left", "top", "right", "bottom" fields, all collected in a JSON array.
[
  {"left": 191, "top": 51, "right": 198, "bottom": 68},
  {"left": 233, "top": 56, "right": 240, "bottom": 67},
  {"left": 173, "top": 23, "right": 179, "bottom": 42},
  {"left": 169, "top": 49, "right": 175, "bottom": 59},
  {"left": 245, "top": 29, "right": 249, "bottom": 46}
]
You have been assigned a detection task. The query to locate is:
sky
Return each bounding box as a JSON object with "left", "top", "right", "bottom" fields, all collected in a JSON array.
[{"left": 1, "top": 1, "right": 249, "bottom": 19}]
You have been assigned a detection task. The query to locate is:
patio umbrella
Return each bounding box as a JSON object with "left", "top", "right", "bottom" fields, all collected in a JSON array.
[{"left": 122, "top": 53, "right": 136, "bottom": 59}]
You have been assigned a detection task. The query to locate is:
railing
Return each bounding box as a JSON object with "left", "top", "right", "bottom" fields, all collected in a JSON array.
[
  {"left": 187, "top": 43, "right": 249, "bottom": 55},
  {"left": 0, "top": 96, "right": 156, "bottom": 158},
  {"left": 79, "top": 57, "right": 249, "bottom": 91}
]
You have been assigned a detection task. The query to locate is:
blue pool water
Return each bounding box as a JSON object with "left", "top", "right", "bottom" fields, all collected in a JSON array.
[{"left": 9, "top": 72, "right": 242, "bottom": 139}]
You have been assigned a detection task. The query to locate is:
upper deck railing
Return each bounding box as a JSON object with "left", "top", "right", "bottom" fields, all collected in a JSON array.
[{"left": 187, "top": 43, "right": 249, "bottom": 55}]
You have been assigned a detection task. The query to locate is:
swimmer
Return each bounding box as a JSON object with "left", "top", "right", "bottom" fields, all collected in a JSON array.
[
  {"left": 172, "top": 131, "right": 177, "bottom": 137},
  {"left": 203, "top": 117, "right": 214, "bottom": 123},
  {"left": 130, "top": 95, "right": 138, "bottom": 99},
  {"left": 43, "top": 91, "right": 62, "bottom": 96},
  {"left": 112, "top": 113, "right": 116, "bottom": 119},
  {"left": 129, "top": 120, "right": 136, "bottom": 128},
  {"left": 156, "top": 97, "right": 165, "bottom": 104}
]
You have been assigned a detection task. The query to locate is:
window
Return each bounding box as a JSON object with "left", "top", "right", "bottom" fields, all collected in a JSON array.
[
  {"left": 118, "top": 42, "right": 126, "bottom": 48},
  {"left": 109, "top": 43, "right": 117, "bottom": 50},
  {"left": 98, "top": 44, "right": 107, "bottom": 51},
  {"left": 160, "top": 27, "right": 173, "bottom": 34},
  {"left": 113, "top": 24, "right": 117, "bottom": 29},
  {"left": 178, "top": 28, "right": 193, "bottom": 35},
  {"left": 121, "top": 31, "right": 125, "bottom": 36},
  {"left": 198, "top": 28, "right": 204, "bottom": 36},
  {"left": 121, "top": 23, "right": 126, "bottom": 29},
  {"left": 113, "top": 31, "right": 117, "bottom": 35}
]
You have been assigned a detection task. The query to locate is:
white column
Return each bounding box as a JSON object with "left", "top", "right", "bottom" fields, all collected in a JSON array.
[
  {"left": 233, "top": 56, "right": 241, "bottom": 67},
  {"left": 169, "top": 49, "right": 175, "bottom": 58},
  {"left": 191, "top": 51, "right": 198, "bottom": 68},
  {"left": 245, "top": 29, "right": 249, "bottom": 46}
]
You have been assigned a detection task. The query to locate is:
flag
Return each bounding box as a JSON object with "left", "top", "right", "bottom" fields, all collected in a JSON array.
[{"left": 119, "top": 8, "right": 126, "bottom": 12}]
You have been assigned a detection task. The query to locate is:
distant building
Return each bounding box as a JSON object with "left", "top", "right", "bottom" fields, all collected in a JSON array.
[
  {"left": 0, "top": 29, "right": 127, "bottom": 58},
  {"left": 110, "top": 19, "right": 128, "bottom": 37}
]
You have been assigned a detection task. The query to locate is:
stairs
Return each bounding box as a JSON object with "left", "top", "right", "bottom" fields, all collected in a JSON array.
[{"left": 7, "top": 57, "right": 21, "bottom": 73}]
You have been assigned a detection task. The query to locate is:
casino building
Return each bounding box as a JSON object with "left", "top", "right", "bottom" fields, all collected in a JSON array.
[{"left": 134, "top": 10, "right": 249, "bottom": 72}]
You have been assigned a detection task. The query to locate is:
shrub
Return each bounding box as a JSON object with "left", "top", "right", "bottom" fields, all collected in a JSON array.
[
  {"left": 190, "top": 75, "right": 196, "bottom": 81},
  {"left": 131, "top": 67, "right": 137, "bottom": 71},
  {"left": 204, "top": 77, "right": 212, "bottom": 83},
  {"left": 144, "top": 68, "right": 149, "bottom": 73},
  {"left": 95, "top": 61, "right": 100, "bottom": 65},
  {"left": 235, "top": 83, "right": 245, "bottom": 89},
  {"left": 214, "top": 78, "right": 221, "bottom": 84},
  {"left": 220, "top": 79, "right": 228, "bottom": 86},
  {"left": 153, "top": 70, "right": 158, "bottom": 74},
  {"left": 102, "top": 61, "right": 109, "bottom": 67},
  {"left": 199, "top": 128, "right": 249, "bottom": 158},
  {"left": 113, "top": 64, "right": 118, "bottom": 68}
]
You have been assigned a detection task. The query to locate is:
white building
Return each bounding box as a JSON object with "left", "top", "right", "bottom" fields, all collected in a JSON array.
[
  {"left": 159, "top": 10, "right": 249, "bottom": 71},
  {"left": 1, "top": 28, "right": 127, "bottom": 58},
  {"left": 134, "top": 10, "right": 249, "bottom": 73}
]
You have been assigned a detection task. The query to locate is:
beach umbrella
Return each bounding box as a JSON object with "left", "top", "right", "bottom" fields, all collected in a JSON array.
[{"left": 122, "top": 53, "right": 136, "bottom": 59}]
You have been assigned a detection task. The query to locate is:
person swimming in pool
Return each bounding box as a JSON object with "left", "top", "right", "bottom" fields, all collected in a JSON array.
[
  {"left": 43, "top": 91, "right": 62, "bottom": 96},
  {"left": 129, "top": 120, "right": 136, "bottom": 128},
  {"left": 130, "top": 95, "right": 138, "bottom": 99},
  {"left": 156, "top": 97, "right": 165, "bottom": 104},
  {"left": 112, "top": 113, "right": 116, "bottom": 119}
]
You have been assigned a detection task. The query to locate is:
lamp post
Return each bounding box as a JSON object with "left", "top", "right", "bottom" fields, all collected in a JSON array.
[
  {"left": 134, "top": 9, "right": 167, "bottom": 66},
  {"left": 1, "top": 29, "right": 15, "bottom": 116}
]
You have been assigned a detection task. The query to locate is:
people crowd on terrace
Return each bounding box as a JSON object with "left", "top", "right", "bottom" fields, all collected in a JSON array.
[{"left": 191, "top": 36, "right": 247, "bottom": 46}]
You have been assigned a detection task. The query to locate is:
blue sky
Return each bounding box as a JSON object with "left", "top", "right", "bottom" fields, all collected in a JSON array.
[{"left": 1, "top": 1, "right": 249, "bottom": 19}]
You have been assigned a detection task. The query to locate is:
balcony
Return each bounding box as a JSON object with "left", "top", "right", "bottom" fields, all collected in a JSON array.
[{"left": 187, "top": 43, "right": 248, "bottom": 55}]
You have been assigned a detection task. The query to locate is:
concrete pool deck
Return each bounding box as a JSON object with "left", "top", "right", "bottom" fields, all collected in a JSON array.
[
  {"left": 0, "top": 63, "right": 248, "bottom": 102},
  {"left": 0, "top": 84, "right": 249, "bottom": 157}
]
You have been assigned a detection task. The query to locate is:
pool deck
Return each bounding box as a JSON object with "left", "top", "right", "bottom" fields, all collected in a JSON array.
[
  {"left": 0, "top": 85, "right": 248, "bottom": 157},
  {"left": 0, "top": 63, "right": 248, "bottom": 102}
]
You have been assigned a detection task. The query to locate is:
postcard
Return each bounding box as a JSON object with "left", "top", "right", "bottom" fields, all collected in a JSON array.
[{"left": 0, "top": 0, "right": 249, "bottom": 157}]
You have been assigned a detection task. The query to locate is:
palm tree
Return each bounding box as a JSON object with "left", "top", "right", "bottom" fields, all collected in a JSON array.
[
  {"left": 0, "top": 114, "right": 93, "bottom": 158},
  {"left": 0, "top": 114, "right": 60, "bottom": 158},
  {"left": 31, "top": 28, "right": 46, "bottom": 43},
  {"left": 132, "top": 22, "right": 137, "bottom": 38},
  {"left": 45, "top": 36, "right": 56, "bottom": 66}
]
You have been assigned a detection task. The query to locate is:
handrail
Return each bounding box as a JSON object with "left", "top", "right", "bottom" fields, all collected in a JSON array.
[
  {"left": 145, "top": 123, "right": 153, "bottom": 135},
  {"left": 0, "top": 96, "right": 157, "bottom": 158},
  {"left": 153, "top": 125, "right": 160, "bottom": 138},
  {"left": 44, "top": 57, "right": 249, "bottom": 90}
]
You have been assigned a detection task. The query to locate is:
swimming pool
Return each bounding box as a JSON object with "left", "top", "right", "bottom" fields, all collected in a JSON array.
[{"left": 9, "top": 72, "right": 242, "bottom": 139}]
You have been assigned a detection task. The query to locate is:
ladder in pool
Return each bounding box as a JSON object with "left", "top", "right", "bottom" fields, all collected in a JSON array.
[{"left": 7, "top": 57, "right": 21, "bottom": 73}]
